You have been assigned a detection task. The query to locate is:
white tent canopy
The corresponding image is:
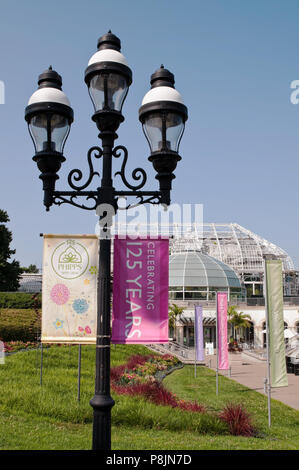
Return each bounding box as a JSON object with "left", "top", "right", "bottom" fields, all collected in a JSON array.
[{"left": 262, "top": 328, "right": 296, "bottom": 339}]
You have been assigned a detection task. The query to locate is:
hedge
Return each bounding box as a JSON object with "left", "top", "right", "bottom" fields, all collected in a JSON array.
[
  {"left": 0, "top": 309, "right": 41, "bottom": 342},
  {"left": 0, "top": 292, "right": 41, "bottom": 309}
]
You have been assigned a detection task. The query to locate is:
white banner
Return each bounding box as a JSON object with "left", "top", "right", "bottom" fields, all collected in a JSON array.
[{"left": 42, "top": 235, "right": 98, "bottom": 343}]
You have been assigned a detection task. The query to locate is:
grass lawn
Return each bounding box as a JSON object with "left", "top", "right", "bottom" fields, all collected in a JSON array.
[
  {"left": 0, "top": 345, "right": 298, "bottom": 450},
  {"left": 164, "top": 366, "right": 299, "bottom": 449}
]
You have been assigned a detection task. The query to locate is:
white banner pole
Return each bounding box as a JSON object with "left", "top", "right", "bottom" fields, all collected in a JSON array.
[
  {"left": 263, "top": 255, "right": 272, "bottom": 428},
  {"left": 40, "top": 342, "right": 43, "bottom": 386}
]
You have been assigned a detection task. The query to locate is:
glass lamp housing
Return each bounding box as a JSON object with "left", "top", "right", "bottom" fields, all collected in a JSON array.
[
  {"left": 143, "top": 111, "right": 185, "bottom": 153},
  {"left": 88, "top": 72, "right": 129, "bottom": 112},
  {"left": 29, "top": 113, "right": 70, "bottom": 153}
]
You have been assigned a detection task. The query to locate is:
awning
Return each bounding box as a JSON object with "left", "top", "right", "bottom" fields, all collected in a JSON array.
[
  {"left": 179, "top": 310, "right": 216, "bottom": 326},
  {"left": 284, "top": 329, "right": 297, "bottom": 339},
  {"left": 262, "top": 328, "right": 296, "bottom": 339}
]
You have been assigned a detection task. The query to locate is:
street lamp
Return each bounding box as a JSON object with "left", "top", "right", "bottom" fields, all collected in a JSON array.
[
  {"left": 25, "top": 67, "right": 74, "bottom": 209},
  {"left": 25, "top": 32, "right": 188, "bottom": 450},
  {"left": 139, "top": 64, "right": 188, "bottom": 205}
]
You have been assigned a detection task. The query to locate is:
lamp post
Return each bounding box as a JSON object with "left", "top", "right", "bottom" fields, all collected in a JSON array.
[{"left": 25, "top": 31, "right": 188, "bottom": 450}]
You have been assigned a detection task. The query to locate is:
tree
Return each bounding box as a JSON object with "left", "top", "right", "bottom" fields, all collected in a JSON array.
[
  {"left": 0, "top": 210, "right": 22, "bottom": 291},
  {"left": 228, "top": 305, "right": 251, "bottom": 340},
  {"left": 21, "top": 264, "right": 39, "bottom": 273},
  {"left": 168, "top": 303, "right": 184, "bottom": 340}
]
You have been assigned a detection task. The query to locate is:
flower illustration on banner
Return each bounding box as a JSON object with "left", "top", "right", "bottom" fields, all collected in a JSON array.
[
  {"left": 89, "top": 266, "right": 97, "bottom": 275},
  {"left": 72, "top": 298, "right": 89, "bottom": 315},
  {"left": 50, "top": 284, "right": 70, "bottom": 305},
  {"left": 53, "top": 318, "right": 64, "bottom": 329},
  {"left": 77, "top": 325, "right": 92, "bottom": 335}
]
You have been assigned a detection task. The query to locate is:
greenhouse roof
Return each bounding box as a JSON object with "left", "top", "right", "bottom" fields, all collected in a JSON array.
[{"left": 169, "top": 251, "right": 241, "bottom": 289}]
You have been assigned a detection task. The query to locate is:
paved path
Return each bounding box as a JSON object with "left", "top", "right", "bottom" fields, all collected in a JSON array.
[{"left": 207, "top": 352, "right": 299, "bottom": 411}]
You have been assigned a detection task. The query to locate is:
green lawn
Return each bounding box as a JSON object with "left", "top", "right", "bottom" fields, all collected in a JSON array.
[
  {"left": 0, "top": 345, "right": 298, "bottom": 450},
  {"left": 164, "top": 366, "right": 299, "bottom": 449}
]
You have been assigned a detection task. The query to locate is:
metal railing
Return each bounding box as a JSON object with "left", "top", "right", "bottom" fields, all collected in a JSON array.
[{"left": 148, "top": 341, "right": 195, "bottom": 361}]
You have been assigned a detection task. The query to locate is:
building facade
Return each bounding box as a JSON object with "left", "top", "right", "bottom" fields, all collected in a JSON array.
[
  {"left": 166, "top": 223, "right": 299, "bottom": 349},
  {"left": 18, "top": 273, "right": 42, "bottom": 293}
]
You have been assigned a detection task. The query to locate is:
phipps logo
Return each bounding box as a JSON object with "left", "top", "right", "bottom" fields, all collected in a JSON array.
[{"left": 51, "top": 239, "right": 89, "bottom": 280}]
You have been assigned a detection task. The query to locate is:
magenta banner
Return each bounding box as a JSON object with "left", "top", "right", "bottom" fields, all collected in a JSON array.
[
  {"left": 112, "top": 236, "right": 169, "bottom": 344},
  {"left": 217, "top": 292, "right": 229, "bottom": 370}
]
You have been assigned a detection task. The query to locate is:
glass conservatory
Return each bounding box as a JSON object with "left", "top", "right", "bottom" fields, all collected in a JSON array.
[
  {"left": 168, "top": 223, "right": 295, "bottom": 297},
  {"left": 169, "top": 251, "right": 246, "bottom": 301}
]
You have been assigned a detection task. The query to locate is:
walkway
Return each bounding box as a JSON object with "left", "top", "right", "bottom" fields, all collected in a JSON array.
[
  {"left": 148, "top": 343, "right": 299, "bottom": 410},
  {"left": 208, "top": 352, "right": 299, "bottom": 411}
]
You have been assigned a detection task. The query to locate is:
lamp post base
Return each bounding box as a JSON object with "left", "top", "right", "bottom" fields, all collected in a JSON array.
[{"left": 90, "top": 394, "right": 115, "bottom": 450}]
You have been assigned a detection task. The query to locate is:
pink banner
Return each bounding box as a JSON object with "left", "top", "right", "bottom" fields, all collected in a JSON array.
[
  {"left": 112, "top": 236, "right": 169, "bottom": 344},
  {"left": 217, "top": 292, "right": 229, "bottom": 370}
]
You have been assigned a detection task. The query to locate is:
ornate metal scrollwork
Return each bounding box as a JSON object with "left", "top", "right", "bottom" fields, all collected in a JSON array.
[
  {"left": 53, "top": 193, "right": 98, "bottom": 211},
  {"left": 113, "top": 145, "right": 147, "bottom": 190},
  {"left": 116, "top": 192, "right": 162, "bottom": 210},
  {"left": 52, "top": 144, "right": 165, "bottom": 212},
  {"left": 67, "top": 146, "right": 102, "bottom": 190}
]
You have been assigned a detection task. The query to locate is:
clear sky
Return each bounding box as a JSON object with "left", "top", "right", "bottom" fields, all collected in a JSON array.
[{"left": 1, "top": 0, "right": 299, "bottom": 269}]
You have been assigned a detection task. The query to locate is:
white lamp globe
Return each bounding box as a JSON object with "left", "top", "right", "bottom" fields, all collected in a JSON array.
[{"left": 85, "top": 31, "right": 132, "bottom": 114}]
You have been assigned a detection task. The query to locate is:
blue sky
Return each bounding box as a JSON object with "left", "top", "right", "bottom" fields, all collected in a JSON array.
[{"left": 1, "top": 0, "right": 299, "bottom": 268}]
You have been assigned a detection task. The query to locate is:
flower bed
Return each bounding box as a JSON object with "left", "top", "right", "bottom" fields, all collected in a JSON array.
[
  {"left": 111, "top": 354, "right": 206, "bottom": 413},
  {"left": 111, "top": 353, "right": 257, "bottom": 437},
  {"left": 2, "top": 341, "right": 64, "bottom": 354},
  {"left": 2, "top": 340, "right": 39, "bottom": 354}
]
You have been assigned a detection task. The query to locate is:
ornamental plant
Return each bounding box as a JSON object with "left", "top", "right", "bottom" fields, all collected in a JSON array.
[{"left": 219, "top": 403, "right": 257, "bottom": 437}]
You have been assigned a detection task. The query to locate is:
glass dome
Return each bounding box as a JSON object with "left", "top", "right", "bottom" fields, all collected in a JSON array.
[
  {"left": 112, "top": 222, "right": 297, "bottom": 297},
  {"left": 169, "top": 251, "right": 244, "bottom": 301}
]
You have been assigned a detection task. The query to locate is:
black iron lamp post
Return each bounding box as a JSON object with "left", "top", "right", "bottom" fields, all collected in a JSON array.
[{"left": 25, "top": 32, "right": 188, "bottom": 450}]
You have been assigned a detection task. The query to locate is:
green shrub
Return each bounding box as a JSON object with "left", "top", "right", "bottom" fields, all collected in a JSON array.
[
  {"left": 0, "top": 292, "right": 41, "bottom": 309},
  {"left": 0, "top": 309, "right": 41, "bottom": 342}
]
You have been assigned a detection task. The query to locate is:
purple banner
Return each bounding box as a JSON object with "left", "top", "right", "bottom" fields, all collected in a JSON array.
[
  {"left": 195, "top": 305, "right": 204, "bottom": 361},
  {"left": 217, "top": 292, "right": 229, "bottom": 370},
  {"left": 112, "top": 236, "right": 169, "bottom": 344}
]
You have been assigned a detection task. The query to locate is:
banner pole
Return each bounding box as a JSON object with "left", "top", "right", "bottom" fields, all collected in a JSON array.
[
  {"left": 216, "top": 293, "right": 219, "bottom": 396},
  {"left": 263, "top": 256, "right": 272, "bottom": 427},
  {"left": 194, "top": 306, "right": 197, "bottom": 379},
  {"left": 40, "top": 342, "right": 43, "bottom": 386},
  {"left": 78, "top": 344, "right": 82, "bottom": 402}
]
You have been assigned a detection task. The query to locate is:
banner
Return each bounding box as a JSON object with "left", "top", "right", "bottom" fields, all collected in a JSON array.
[
  {"left": 194, "top": 305, "right": 204, "bottom": 361},
  {"left": 265, "top": 259, "right": 288, "bottom": 388},
  {"left": 112, "top": 236, "right": 169, "bottom": 344},
  {"left": 42, "top": 235, "right": 98, "bottom": 343},
  {"left": 205, "top": 343, "right": 214, "bottom": 355},
  {"left": 217, "top": 292, "right": 229, "bottom": 370}
]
